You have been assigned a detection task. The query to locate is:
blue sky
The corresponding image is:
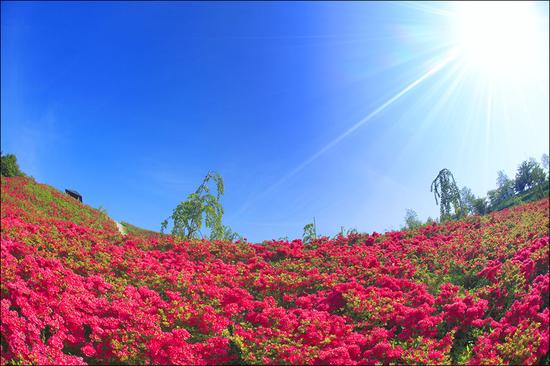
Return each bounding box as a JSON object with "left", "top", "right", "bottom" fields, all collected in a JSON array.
[{"left": 2, "top": 1, "right": 549, "bottom": 241}]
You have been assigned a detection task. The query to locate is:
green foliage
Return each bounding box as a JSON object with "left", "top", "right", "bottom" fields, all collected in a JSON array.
[
  {"left": 431, "top": 169, "right": 464, "bottom": 222},
  {"left": 425, "top": 216, "right": 437, "bottom": 225},
  {"left": 219, "top": 225, "right": 243, "bottom": 242},
  {"left": 91, "top": 206, "right": 110, "bottom": 230},
  {"left": 0, "top": 176, "right": 117, "bottom": 233},
  {"left": 346, "top": 228, "right": 358, "bottom": 235},
  {"left": 487, "top": 171, "right": 516, "bottom": 210},
  {"left": 160, "top": 219, "right": 168, "bottom": 234},
  {"left": 491, "top": 180, "right": 549, "bottom": 212},
  {"left": 302, "top": 219, "right": 317, "bottom": 244},
  {"left": 471, "top": 197, "right": 488, "bottom": 215},
  {"left": 523, "top": 179, "right": 549, "bottom": 201},
  {"left": 460, "top": 186, "right": 489, "bottom": 216},
  {"left": 515, "top": 158, "right": 542, "bottom": 193},
  {"left": 460, "top": 186, "right": 476, "bottom": 215},
  {"left": 483, "top": 157, "right": 549, "bottom": 213},
  {"left": 396, "top": 155, "right": 547, "bottom": 230},
  {"left": 403, "top": 209, "right": 422, "bottom": 230},
  {"left": 1, "top": 152, "right": 25, "bottom": 177},
  {"left": 162, "top": 171, "right": 239, "bottom": 241},
  {"left": 451, "top": 328, "right": 484, "bottom": 364},
  {"left": 121, "top": 221, "right": 158, "bottom": 236},
  {"left": 334, "top": 226, "right": 359, "bottom": 238},
  {"left": 531, "top": 165, "right": 546, "bottom": 187},
  {"left": 542, "top": 153, "right": 549, "bottom": 171},
  {"left": 496, "top": 170, "right": 513, "bottom": 191}
]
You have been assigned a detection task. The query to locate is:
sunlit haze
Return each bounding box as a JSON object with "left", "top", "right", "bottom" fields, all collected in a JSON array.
[{"left": 451, "top": 1, "right": 547, "bottom": 79}]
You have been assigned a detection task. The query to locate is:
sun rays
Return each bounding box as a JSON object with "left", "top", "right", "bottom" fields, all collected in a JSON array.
[{"left": 235, "top": 1, "right": 548, "bottom": 218}]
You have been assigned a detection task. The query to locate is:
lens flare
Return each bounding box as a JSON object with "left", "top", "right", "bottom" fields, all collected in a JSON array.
[{"left": 452, "top": 1, "right": 546, "bottom": 79}]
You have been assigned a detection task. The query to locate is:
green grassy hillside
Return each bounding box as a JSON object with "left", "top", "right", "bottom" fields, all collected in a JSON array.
[
  {"left": 491, "top": 180, "right": 549, "bottom": 212},
  {"left": 1, "top": 176, "right": 118, "bottom": 233},
  {"left": 119, "top": 221, "right": 159, "bottom": 236}
]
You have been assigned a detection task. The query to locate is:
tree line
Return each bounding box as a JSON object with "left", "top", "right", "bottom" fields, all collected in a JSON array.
[{"left": 404, "top": 153, "right": 549, "bottom": 230}]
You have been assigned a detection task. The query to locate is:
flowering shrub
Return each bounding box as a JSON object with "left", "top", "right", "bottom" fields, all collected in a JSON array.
[{"left": 1, "top": 176, "right": 549, "bottom": 365}]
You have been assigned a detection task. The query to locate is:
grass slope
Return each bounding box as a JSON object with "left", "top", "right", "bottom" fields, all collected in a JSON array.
[
  {"left": 119, "top": 221, "right": 159, "bottom": 237},
  {"left": 1, "top": 176, "right": 117, "bottom": 232},
  {"left": 491, "top": 181, "right": 550, "bottom": 212}
]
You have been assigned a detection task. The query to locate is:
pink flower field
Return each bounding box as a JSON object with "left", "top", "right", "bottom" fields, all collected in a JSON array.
[{"left": 1, "top": 176, "right": 548, "bottom": 365}]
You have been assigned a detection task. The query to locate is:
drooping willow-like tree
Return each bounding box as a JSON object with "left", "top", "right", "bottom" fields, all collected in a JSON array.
[
  {"left": 161, "top": 171, "right": 232, "bottom": 240},
  {"left": 431, "top": 168, "right": 464, "bottom": 222}
]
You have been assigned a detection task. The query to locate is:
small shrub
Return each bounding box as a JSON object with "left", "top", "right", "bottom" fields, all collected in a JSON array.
[{"left": 1, "top": 152, "right": 25, "bottom": 177}]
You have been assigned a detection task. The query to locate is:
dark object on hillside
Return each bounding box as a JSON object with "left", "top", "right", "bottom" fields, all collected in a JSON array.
[{"left": 65, "top": 189, "right": 82, "bottom": 202}]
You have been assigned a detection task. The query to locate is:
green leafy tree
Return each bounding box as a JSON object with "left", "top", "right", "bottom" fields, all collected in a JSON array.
[
  {"left": 460, "top": 186, "right": 476, "bottom": 215},
  {"left": 496, "top": 171, "right": 515, "bottom": 200},
  {"left": 346, "top": 228, "right": 358, "bottom": 235},
  {"left": 404, "top": 209, "right": 422, "bottom": 230},
  {"left": 302, "top": 218, "right": 317, "bottom": 244},
  {"left": 472, "top": 197, "right": 488, "bottom": 215},
  {"left": 425, "top": 216, "right": 437, "bottom": 225},
  {"left": 1, "top": 152, "right": 25, "bottom": 177},
  {"left": 496, "top": 170, "right": 509, "bottom": 188},
  {"left": 515, "top": 158, "right": 542, "bottom": 193},
  {"left": 531, "top": 165, "right": 546, "bottom": 187},
  {"left": 486, "top": 171, "right": 515, "bottom": 210},
  {"left": 162, "top": 172, "right": 238, "bottom": 241},
  {"left": 220, "top": 225, "right": 243, "bottom": 242},
  {"left": 431, "top": 168, "right": 464, "bottom": 222},
  {"left": 486, "top": 189, "right": 499, "bottom": 209},
  {"left": 542, "top": 153, "right": 549, "bottom": 171}
]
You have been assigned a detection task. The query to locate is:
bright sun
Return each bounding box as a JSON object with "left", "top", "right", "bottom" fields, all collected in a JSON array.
[{"left": 451, "top": 1, "right": 546, "bottom": 79}]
